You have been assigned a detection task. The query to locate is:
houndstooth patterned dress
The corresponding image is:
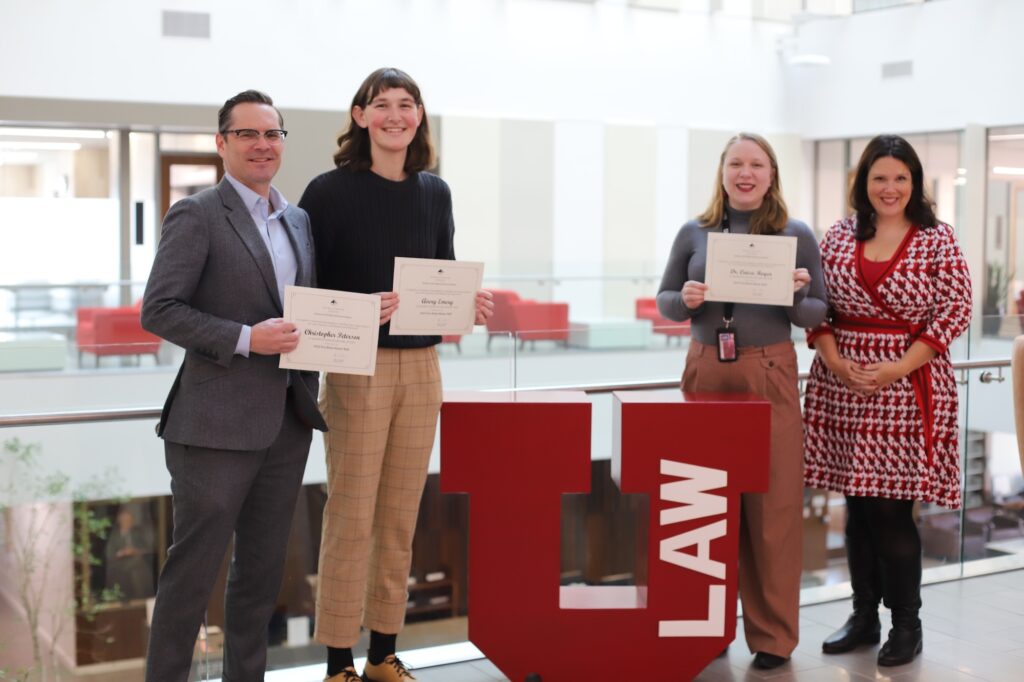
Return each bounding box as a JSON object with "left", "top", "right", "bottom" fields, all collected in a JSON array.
[{"left": 803, "top": 217, "right": 972, "bottom": 509}]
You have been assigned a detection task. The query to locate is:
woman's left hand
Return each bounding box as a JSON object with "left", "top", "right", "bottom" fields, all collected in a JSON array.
[
  {"left": 475, "top": 289, "right": 495, "bottom": 325},
  {"left": 377, "top": 291, "right": 399, "bottom": 325},
  {"left": 852, "top": 361, "right": 906, "bottom": 395},
  {"left": 792, "top": 268, "right": 811, "bottom": 292}
]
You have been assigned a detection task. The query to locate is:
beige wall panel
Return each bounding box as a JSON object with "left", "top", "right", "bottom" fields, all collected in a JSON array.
[
  {"left": 604, "top": 125, "right": 657, "bottom": 317},
  {"left": 499, "top": 120, "right": 554, "bottom": 293},
  {"left": 769, "top": 132, "right": 804, "bottom": 225},
  {"left": 0, "top": 165, "right": 36, "bottom": 196},
  {"left": 686, "top": 129, "right": 734, "bottom": 222},
  {"left": 270, "top": 108, "right": 347, "bottom": 202},
  {"left": 73, "top": 147, "right": 110, "bottom": 198},
  {"left": 439, "top": 116, "right": 501, "bottom": 273}
]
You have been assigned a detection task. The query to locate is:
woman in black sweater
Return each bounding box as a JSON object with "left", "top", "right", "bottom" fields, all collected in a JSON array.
[{"left": 300, "top": 68, "right": 492, "bottom": 682}]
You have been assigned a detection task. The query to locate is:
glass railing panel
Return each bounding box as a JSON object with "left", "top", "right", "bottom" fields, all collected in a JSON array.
[
  {"left": 960, "top": 315, "right": 1024, "bottom": 580},
  {"left": 0, "top": 279, "right": 147, "bottom": 334}
]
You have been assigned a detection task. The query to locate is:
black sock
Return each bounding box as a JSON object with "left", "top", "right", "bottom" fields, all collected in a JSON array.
[
  {"left": 368, "top": 630, "right": 397, "bottom": 665},
  {"left": 327, "top": 646, "right": 355, "bottom": 676}
]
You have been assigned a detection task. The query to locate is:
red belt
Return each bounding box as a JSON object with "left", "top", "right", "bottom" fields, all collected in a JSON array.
[{"left": 831, "top": 315, "right": 935, "bottom": 466}]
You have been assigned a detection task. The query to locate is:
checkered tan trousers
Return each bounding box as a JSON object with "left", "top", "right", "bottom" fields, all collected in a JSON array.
[{"left": 314, "top": 347, "right": 442, "bottom": 648}]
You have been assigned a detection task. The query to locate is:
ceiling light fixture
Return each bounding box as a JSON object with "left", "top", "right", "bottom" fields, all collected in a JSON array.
[
  {"left": 786, "top": 53, "right": 831, "bottom": 66},
  {"left": 0, "top": 127, "right": 107, "bottom": 139},
  {"left": 0, "top": 141, "right": 82, "bottom": 151}
]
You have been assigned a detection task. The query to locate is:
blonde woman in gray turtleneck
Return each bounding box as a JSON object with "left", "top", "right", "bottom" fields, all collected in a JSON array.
[{"left": 656, "top": 132, "right": 827, "bottom": 672}]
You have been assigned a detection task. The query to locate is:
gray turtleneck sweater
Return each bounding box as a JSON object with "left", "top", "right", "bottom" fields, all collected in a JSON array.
[{"left": 656, "top": 207, "right": 827, "bottom": 347}]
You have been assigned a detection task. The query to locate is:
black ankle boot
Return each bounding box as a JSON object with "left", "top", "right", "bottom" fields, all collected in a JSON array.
[
  {"left": 877, "top": 607, "right": 922, "bottom": 666},
  {"left": 822, "top": 608, "right": 881, "bottom": 654},
  {"left": 824, "top": 503, "right": 883, "bottom": 655}
]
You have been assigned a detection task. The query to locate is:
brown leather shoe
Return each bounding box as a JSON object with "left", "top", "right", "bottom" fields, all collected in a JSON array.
[
  {"left": 325, "top": 667, "right": 361, "bottom": 681},
  {"left": 362, "top": 655, "right": 416, "bottom": 681}
]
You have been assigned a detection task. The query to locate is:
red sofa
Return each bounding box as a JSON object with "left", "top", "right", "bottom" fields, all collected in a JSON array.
[
  {"left": 635, "top": 297, "right": 690, "bottom": 344},
  {"left": 76, "top": 301, "right": 161, "bottom": 366},
  {"left": 485, "top": 289, "right": 569, "bottom": 350}
]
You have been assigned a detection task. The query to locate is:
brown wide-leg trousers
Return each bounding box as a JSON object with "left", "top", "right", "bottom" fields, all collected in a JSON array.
[
  {"left": 682, "top": 340, "right": 803, "bottom": 657},
  {"left": 315, "top": 347, "right": 442, "bottom": 648}
]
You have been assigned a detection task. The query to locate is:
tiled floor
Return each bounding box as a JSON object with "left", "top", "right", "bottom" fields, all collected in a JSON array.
[
  {"left": 4, "top": 569, "right": 1023, "bottom": 680},
  {"left": 406, "top": 569, "right": 1024, "bottom": 682}
]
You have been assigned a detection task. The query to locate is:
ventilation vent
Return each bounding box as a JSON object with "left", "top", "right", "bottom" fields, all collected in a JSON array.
[
  {"left": 881, "top": 60, "right": 913, "bottom": 79},
  {"left": 162, "top": 10, "right": 211, "bottom": 39}
]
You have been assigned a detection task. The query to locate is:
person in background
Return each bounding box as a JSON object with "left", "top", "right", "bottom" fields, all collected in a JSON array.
[
  {"left": 299, "top": 67, "right": 493, "bottom": 682},
  {"left": 105, "top": 506, "right": 155, "bottom": 600},
  {"left": 804, "top": 134, "right": 971, "bottom": 667},
  {"left": 656, "top": 132, "right": 827, "bottom": 670}
]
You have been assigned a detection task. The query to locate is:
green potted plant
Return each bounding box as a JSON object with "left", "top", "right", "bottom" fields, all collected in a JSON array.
[{"left": 1, "top": 438, "right": 122, "bottom": 681}]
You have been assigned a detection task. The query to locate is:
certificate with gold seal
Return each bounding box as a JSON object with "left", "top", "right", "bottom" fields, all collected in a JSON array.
[
  {"left": 389, "top": 257, "right": 484, "bottom": 336},
  {"left": 704, "top": 232, "right": 797, "bottom": 307},
  {"left": 280, "top": 285, "right": 380, "bottom": 376}
]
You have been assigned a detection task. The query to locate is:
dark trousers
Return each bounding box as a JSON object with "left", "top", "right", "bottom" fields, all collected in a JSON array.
[
  {"left": 145, "top": 397, "right": 312, "bottom": 682},
  {"left": 845, "top": 496, "right": 922, "bottom": 616}
]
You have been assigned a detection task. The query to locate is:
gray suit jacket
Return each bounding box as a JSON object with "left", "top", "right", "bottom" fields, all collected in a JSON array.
[{"left": 142, "top": 178, "right": 327, "bottom": 451}]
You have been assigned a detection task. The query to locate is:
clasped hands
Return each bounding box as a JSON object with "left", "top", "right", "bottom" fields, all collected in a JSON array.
[
  {"left": 829, "top": 358, "right": 906, "bottom": 398},
  {"left": 681, "top": 268, "right": 811, "bottom": 309}
]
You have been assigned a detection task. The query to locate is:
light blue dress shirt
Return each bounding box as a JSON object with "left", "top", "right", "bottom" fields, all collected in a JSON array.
[{"left": 224, "top": 173, "right": 298, "bottom": 357}]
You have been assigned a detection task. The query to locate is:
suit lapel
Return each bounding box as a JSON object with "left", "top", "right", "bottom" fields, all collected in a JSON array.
[
  {"left": 280, "top": 206, "right": 310, "bottom": 288},
  {"left": 217, "top": 179, "right": 284, "bottom": 313}
]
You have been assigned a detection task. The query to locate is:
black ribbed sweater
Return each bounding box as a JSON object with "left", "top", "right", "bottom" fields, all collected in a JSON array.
[{"left": 298, "top": 166, "right": 456, "bottom": 348}]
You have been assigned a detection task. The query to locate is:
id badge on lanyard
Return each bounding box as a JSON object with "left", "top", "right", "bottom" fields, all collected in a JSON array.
[{"left": 716, "top": 214, "right": 738, "bottom": 363}]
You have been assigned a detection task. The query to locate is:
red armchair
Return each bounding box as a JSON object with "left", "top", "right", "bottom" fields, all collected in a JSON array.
[
  {"left": 635, "top": 297, "right": 689, "bottom": 344},
  {"left": 485, "top": 289, "right": 570, "bottom": 350},
  {"left": 76, "top": 301, "right": 161, "bottom": 366},
  {"left": 441, "top": 334, "right": 463, "bottom": 353}
]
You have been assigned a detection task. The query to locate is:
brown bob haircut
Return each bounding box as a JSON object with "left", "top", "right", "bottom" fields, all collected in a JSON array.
[
  {"left": 849, "top": 134, "right": 938, "bottom": 241},
  {"left": 332, "top": 68, "right": 436, "bottom": 173},
  {"left": 698, "top": 132, "right": 788, "bottom": 236}
]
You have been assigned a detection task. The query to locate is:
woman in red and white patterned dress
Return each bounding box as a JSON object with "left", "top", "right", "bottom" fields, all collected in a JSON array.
[{"left": 803, "top": 135, "right": 972, "bottom": 667}]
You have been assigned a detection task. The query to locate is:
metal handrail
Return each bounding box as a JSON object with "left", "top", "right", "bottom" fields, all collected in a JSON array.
[{"left": 0, "top": 356, "right": 1012, "bottom": 429}]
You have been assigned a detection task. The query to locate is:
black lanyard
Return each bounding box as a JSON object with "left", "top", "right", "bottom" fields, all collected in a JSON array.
[{"left": 720, "top": 212, "right": 734, "bottom": 327}]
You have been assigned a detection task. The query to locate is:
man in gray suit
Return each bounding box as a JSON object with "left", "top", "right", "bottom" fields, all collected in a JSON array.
[{"left": 141, "top": 89, "right": 327, "bottom": 682}]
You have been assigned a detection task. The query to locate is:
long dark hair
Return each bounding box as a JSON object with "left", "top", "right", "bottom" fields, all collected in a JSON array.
[
  {"left": 849, "top": 134, "right": 937, "bottom": 241},
  {"left": 697, "top": 132, "right": 789, "bottom": 235},
  {"left": 332, "top": 67, "right": 435, "bottom": 173}
]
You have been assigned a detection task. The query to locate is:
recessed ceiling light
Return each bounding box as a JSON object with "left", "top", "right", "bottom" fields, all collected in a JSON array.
[{"left": 787, "top": 54, "right": 831, "bottom": 66}]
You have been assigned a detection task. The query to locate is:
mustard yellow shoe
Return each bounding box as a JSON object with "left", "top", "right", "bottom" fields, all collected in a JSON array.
[
  {"left": 362, "top": 655, "right": 416, "bottom": 681},
  {"left": 325, "top": 667, "right": 361, "bottom": 681}
]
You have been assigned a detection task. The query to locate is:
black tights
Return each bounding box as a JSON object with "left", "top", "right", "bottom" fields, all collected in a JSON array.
[{"left": 845, "top": 496, "right": 921, "bottom": 614}]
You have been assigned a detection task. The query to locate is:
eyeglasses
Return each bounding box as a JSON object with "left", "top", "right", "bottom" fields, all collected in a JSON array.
[{"left": 221, "top": 129, "right": 288, "bottom": 143}]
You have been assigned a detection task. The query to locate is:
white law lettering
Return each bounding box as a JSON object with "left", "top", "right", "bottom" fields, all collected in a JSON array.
[
  {"left": 659, "top": 458, "right": 729, "bottom": 638},
  {"left": 660, "top": 519, "right": 727, "bottom": 579},
  {"left": 658, "top": 585, "right": 726, "bottom": 637},
  {"left": 659, "top": 460, "right": 726, "bottom": 525}
]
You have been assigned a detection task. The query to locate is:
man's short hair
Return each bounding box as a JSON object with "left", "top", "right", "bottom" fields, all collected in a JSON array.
[{"left": 218, "top": 90, "right": 283, "bottom": 133}]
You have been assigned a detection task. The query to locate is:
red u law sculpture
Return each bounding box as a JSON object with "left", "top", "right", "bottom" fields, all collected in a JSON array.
[{"left": 440, "top": 390, "right": 771, "bottom": 681}]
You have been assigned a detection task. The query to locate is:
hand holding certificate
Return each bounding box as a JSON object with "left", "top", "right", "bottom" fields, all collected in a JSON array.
[
  {"left": 389, "top": 257, "right": 484, "bottom": 335},
  {"left": 704, "top": 232, "right": 798, "bottom": 307},
  {"left": 280, "top": 285, "right": 380, "bottom": 376}
]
